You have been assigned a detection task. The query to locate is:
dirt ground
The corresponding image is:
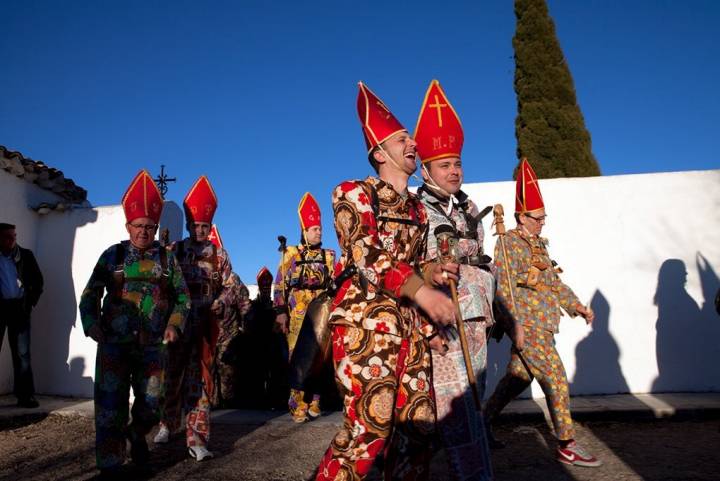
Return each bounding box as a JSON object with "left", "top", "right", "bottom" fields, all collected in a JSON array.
[{"left": 0, "top": 413, "right": 718, "bottom": 481}]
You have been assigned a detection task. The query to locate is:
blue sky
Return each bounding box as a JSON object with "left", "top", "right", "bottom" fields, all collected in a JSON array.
[{"left": 2, "top": 0, "right": 718, "bottom": 283}]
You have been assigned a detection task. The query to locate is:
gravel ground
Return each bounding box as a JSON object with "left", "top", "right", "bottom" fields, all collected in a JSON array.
[{"left": 0, "top": 413, "right": 718, "bottom": 481}]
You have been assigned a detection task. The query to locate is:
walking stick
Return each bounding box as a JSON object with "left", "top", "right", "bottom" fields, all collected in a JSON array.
[
  {"left": 434, "top": 225, "right": 482, "bottom": 412},
  {"left": 277, "top": 235, "right": 288, "bottom": 304},
  {"left": 492, "top": 205, "right": 533, "bottom": 373}
]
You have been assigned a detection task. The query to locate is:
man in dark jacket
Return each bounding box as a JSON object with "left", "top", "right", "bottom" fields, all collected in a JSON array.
[{"left": 0, "top": 222, "right": 43, "bottom": 408}]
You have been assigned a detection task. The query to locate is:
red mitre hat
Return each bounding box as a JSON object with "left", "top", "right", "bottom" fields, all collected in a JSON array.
[
  {"left": 184, "top": 175, "right": 218, "bottom": 224},
  {"left": 515, "top": 158, "right": 545, "bottom": 214},
  {"left": 298, "top": 192, "right": 321, "bottom": 231},
  {"left": 256, "top": 267, "right": 273, "bottom": 289},
  {"left": 357, "top": 82, "right": 407, "bottom": 152},
  {"left": 208, "top": 224, "right": 223, "bottom": 249},
  {"left": 414, "top": 79, "right": 464, "bottom": 163},
  {"left": 122, "top": 170, "right": 164, "bottom": 224}
]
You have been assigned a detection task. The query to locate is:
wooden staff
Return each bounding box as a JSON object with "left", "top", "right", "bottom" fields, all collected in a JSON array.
[
  {"left": 277, "top": 235, "right": 288, "bottom": 303},
  {"left": 492, "top": 205, "right": 533, "bottom": 373},
  {"left": 434, "top": 225, "right": 482, "bottom": 411}
]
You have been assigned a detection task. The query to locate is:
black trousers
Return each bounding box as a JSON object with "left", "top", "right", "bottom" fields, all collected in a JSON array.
[{"left": 0, "top": 298, "right": 35, "bottom": 400}]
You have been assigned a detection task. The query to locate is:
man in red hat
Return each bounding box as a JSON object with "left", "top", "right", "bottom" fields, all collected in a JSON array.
[
  {"left": 315, "top": 83, "right": 458, "bottom": 481},
  {"left": 484, "top": 159, "right": 601, "bottom": 467},
  {"left": 274, "top": 192, "right": 336, "bottom": 422},
  {"left": 415, "top": 79, "right": 494, "bottom": 480},
  {"left": 79, "top": 170, "right": 191, "bottom": 477},
  {"left": 154, "top": 176, "right": 241, "bottom": 462},
  {"left": 240, "top": 266, "right": 288, "bottom": 408}
]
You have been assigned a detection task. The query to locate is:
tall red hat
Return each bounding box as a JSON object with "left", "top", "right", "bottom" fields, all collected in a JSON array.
[
  {"left": 122, "top": 170, "right": 164, "bottom": 224},
  {"left": 184, "top": 175, "right": 218, "bottom": 224},
  {"left": 414, "top": 79, "right": 464, "bottom": 163},
  {"left": 208, "top": 224, "right": 223, "bottom": 249},
  {"left": 298, "top": 192, "right": 321, "bottom": 231},
  {"left": 357, "top": 82, "right": 407, "bottom": 152},
  {"left": 256, "top": 267, "right": 273, "bottom": 290},
  {"left": 515, "top": 158, "right": 545, "bottom": 214}
]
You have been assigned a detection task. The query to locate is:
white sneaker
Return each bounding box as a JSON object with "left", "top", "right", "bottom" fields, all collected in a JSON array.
[
  {"left": 188, "top": 446, "right": 214, "bottom": 462},
  {"left": 153, "top": 423, "right": 170, "bottom": 444}
]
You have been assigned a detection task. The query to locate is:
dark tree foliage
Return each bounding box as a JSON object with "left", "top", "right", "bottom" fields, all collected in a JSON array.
[{"left": 513, "top": 0, "right": 601, "bottom": 178}]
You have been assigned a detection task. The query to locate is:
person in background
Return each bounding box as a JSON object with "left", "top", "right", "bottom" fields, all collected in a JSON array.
[
  {"left": 273, "top": 193, "right": 336, "bottom": 422},
  {"left": 0, "top": 222, "right": 43, "bottom": 408}
]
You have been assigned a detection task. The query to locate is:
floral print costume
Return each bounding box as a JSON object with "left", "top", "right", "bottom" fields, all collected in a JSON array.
[
  {"left": 419, "top": 186, "right": 494, "bottom": 481},
  {"left": 485, "top": 228, "right": 583, "bottom": 441},
  {"left": 79, "top": 241, "right": 190, "bottom": 470},
  {"left": 315, "top": 177, "right": 436, "bottom": 481}
]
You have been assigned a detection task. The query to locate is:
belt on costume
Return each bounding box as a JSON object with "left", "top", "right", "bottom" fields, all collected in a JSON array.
[
  {"left": 188, "top": 282, "right": 215, "bottom": 297},
  {"left": 457, "top": 254, "right": 492, "bottom": 267},
  {"left": 518, "top": 282, "right": 554, "bottom": 292}
]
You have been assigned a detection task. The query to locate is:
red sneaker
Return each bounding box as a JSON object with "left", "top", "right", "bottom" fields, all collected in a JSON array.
[{"left": 556, "top": 441, "right": 602, "bottom": 467}]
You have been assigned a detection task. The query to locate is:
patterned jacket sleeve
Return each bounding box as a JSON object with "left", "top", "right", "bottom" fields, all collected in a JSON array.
[
  {"left": 549, "top": 258, "right": 582, "bottom": 316},
  {"left": 333, "top": 181, "right": 424, "bottom": 299},
  {"left": 79, "top": 247, "right": 113, "bottom": 335},
  {"left": 272, "top": 246, "right": 297, "bottom": 311},
  {"left": 216, "top": 247, "right": 238, "bottom": 310},
  {"left": 167, "top": 250, "right": 191, "bottom": 334},
  {"left": 493, "top": 235, "right": 519, "bottom": 332}
]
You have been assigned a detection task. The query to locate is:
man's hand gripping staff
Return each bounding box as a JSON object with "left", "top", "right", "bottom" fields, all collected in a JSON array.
[{"left": 433, "top": 224, "right": 482, "bottom": 411}]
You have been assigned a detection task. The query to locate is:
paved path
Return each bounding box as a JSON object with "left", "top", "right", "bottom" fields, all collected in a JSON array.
[{"left": 2, "top": 392, "right": 719, "bottom": 424}]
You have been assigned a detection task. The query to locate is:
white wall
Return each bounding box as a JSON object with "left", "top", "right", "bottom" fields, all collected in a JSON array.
[
  {"left": 3, "top": 170, "right": 719, "bottom": 399},
  {"left": 465, "top": 170, "right": 720, "bottom": 398}
]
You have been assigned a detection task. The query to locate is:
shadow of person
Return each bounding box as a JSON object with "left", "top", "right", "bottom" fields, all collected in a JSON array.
[
  {"left": 68, "top": 356, "right": 94, "bottom": 397},
  {"left": 697, "top": 253, "right": 720, "bottom": 320},
  {"left": 31, "top": 208, "right": 98, "bottom": 398},
  {"left": 571, "top": 290, "right": 629, "bottom": 395},
  {"left": 695, "top": 253, "right": 720, "bottom": 386},
  {"left": 651, "top": 259, "right": 705, "bottom": 392}
]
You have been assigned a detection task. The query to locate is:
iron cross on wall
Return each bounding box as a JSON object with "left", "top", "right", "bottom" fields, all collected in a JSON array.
[{"left": 154, "top": 165, "right": 176, "bottom": 199}]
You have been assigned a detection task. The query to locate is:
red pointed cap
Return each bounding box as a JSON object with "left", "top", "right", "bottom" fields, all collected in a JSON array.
[
  {"left": 208, "top": 224, "right": 223, "bottom": 249},
  {"left": 357, "top": 82, "right": 407, "bottom": 152},
  {"left": 515, "top": 158, "right": 545, "bottom": 214},
  {"left": 256, "top": 267, "right": 273, "bottom": 289},
  {"left": 184, "top": 175, "right": 218, "bottom": 224},
  {"left": 414, "top": 80, "right": 464, "bottom": 163},
  {"left": 298, "top": 192, "right": 321, "bottom": 230},
  {"left": 122, "top": 170, "right": 164, "bottom": 224}
]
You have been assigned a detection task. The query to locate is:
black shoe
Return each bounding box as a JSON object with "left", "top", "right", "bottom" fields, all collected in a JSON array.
[
  {"left": 98, "top": 467, "right": 123, "bottom": 480},
  {"left": 485, "top": 418, "right": 506, "bottom": 450},
  {"left": 128, "top": 432, "right": 150, "bottom": 465},
  {"left": 487, "top": 433, "right": 506, "bottom": 450},
  {"left": 17, "top": 396, "right": 39, "bottom": 408}
]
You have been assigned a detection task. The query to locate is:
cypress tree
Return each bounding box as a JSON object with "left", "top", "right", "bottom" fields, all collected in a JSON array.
[{"left": 513, "top": 0, "right": 601, "bottom": 178}]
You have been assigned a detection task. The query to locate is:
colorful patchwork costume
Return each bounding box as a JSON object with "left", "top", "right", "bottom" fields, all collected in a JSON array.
[
  {"left": 415, "top": 80, "right": 494, "bottom": 481},
  {"left": 273, "top": 193, "right": 336, "bottom": 421},
  {"left": 315, "top": 83, "right": 436, "bottom": 481},
  {"left": 210, "top": 225, "right": 251, "bottom": 408},
  {"left": 485, "top": 159, "right": 583, "bottom": 444},
  {"left": 79, "top": 170, "right": 191, "bottom": 471},
  {"left": 161, "top": 176, "right": 241, "bottom": 456},
  {"left": 207, "top": 225, "right": 251, "bottom": 409}
]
